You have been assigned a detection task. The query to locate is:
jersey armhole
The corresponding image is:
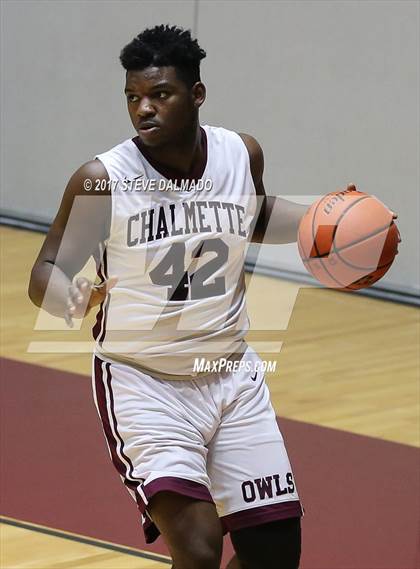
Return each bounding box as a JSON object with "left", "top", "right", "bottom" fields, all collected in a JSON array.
[
  {"left": 232, "top": 132, "right": 258, "bottom": 198},
  {"left": 94, "top": 155, "right": 115, "bottom": 244}
]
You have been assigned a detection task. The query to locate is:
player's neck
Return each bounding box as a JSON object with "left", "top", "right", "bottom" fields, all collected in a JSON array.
[{"left": 141, "top": 121, "right": 203, "bottom": 175}]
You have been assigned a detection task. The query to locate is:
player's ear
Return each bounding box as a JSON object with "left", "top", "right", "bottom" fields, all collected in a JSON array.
[{"left": 191, "top": 82, "right": 206, "bottom": 108}]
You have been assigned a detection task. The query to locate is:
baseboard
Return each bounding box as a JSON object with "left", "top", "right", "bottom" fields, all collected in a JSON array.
[{"left": 2, "top": 212, "right": 419, "bottom": 307}]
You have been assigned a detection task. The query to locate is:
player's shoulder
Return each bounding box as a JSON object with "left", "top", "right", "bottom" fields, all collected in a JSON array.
[
  {"left": 236, "top": 132, "right": 263, "bottom": 160},
  {"left": 63, "top": 159, "right": 109, "bottom": 201},
  {"left": 79, "top": 158, "right": 109, "bottom": 178},
  {"left": 95, "top": 137, "right": 143, "bottom": 182},
  {"left": 96, "top": 137, "right": 136, "bottom": 157},
  {"left": 236, "top": 132, "right": 264, "bottom": 182},
  {"left": 57, "top": 158, "right": 111, "bottom": 230},
  {"left": 204, "top": 125, "right": 264, "bottom": 183},
  {"left": 203, "top": 124, "right": 261, "bottom": 157},
  {"left": 60, "top": 138, "right": 136, "bottom": 209},
  {"left": 94, "top": 137, "right": 139, "bottom": 169},
  {"left": 203, "top": 123, "right": 245, "bottom": 145}
]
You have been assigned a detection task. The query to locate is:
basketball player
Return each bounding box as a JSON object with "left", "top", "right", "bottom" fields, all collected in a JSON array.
[{"left": 29, "top": 25, "right": 339, "bottom": 568}]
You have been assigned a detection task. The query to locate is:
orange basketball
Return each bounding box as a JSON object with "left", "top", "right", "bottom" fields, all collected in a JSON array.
[{"left": 298, "top": 187, "right": 401, "bottom": 290}]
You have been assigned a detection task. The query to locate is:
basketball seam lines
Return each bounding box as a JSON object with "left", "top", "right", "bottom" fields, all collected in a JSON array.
[
  {"left": 306, "top": 195, "right": 394, "bottom": 288},
  {"left": 309, "top": 194, "right": 353, "bottom": 287},
  {"left": 303, "top": 221, "right": 395, "bottom": 261}
]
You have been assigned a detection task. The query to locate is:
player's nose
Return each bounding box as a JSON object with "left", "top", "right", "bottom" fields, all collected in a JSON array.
[{"left": 136, "top": 97, "right": 155, "bottom": 117}]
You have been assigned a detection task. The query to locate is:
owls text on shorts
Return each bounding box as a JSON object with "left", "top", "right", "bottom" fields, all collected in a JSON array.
[{"left": 193, "top": 358, "right": 277, "bottom": 374}]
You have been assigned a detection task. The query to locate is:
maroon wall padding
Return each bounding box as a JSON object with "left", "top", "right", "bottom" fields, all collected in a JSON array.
[{"left": 1, "top": 357, "right": 419, "bottom": 568}]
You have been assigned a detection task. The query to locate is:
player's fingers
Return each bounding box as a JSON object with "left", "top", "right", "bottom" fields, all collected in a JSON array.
[
  {"left": 74, "top": 277, "right": 93, "bottom": 293},
  {"left": 68, "top": 284, "right": 84, "bottom": 304},
  {"left": 89, "top": 276, "right": 118, "bottom": 308},
  {"left": 66, "top": 296, "right": 76, "bottom": 313},
  {"left": 105, "top": 275, "right": 118, "bottom": 292},
  {"left": 93, "top": 275, "right": 118, "bottom": 295},
  {"left": 64, "top": 311, "right": 74, "bottom": 328},
  {"left": 346, "top": 183, "right": 357, "bottom": 191}
]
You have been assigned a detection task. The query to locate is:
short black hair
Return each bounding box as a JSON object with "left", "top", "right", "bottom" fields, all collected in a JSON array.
[{"left": 120, "top": 25, "right": 206, "bottom": 87}]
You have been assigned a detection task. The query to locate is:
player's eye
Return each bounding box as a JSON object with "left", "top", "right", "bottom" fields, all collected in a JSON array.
[
  {"left": 127, "top": 94, "right": 139, "bottom": 103},
  {"left": 156, "top": 91, "right": 169, "bottom": 99}
]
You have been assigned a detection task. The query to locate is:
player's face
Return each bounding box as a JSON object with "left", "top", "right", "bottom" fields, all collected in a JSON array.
[{"left": 124, "top": 66, "right": 205, "bottom": 148}]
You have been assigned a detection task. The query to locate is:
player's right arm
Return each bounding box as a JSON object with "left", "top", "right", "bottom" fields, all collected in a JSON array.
[{"left": 28, "top": 160, "right": 115, "bottom": 326}]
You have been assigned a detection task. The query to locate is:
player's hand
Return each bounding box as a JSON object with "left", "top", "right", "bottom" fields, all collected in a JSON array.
[
  {"left": 389, "top": 211, "right": 401, "bottom": 243},
  {"left": 347, "top": 183, "right": 398, "bottom": 222},
  {"left": 64, "top": 275, "right": 118, "bottom": 328}
]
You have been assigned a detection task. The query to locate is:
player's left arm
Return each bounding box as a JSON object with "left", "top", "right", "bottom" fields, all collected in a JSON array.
[
  {"left": 239, "top": 132, "right": 308, "bottom": 244},
  {"left": 239, "top": 133, "right": 397, "bottom": 245}
]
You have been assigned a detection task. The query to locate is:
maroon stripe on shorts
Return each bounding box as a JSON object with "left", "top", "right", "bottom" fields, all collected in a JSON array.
[
  {"left": 139, "top": 477, "right": 214, "bottom": 544},
  {"left": 92, "top": 303, "right": 104, "bottom": 340},
  {"left": 92, "top": 244, "right": 106, "bottom": 341},
  {"left": 94, "top": 360, "right": 215, "bottom": 544},
  {"left": 93, "top": 357, "right": 141, "bottom": 502},
  {"left": 144, "top": 477, "right": 213, "bottom": 505},
  {"left": 98, "top": 248, "right": 109, "bottom": 346},
  {"left": 221, "top": 500, "right": 303, "bottom": 533},
  {"left": 103, "top": 361, "right": 137, "bottom": 483},
  {"left": 143, "top": 516, "right": 161, "bottom": 544}
]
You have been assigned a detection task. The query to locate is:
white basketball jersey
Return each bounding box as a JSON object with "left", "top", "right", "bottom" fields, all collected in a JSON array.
[{"left": 93, "top": 124, "right": 257, "bottom": 377}]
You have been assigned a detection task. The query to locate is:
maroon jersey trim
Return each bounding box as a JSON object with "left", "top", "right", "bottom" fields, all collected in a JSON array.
[{"left": 132, "top": 127, "right": 208, "bottom": 184}]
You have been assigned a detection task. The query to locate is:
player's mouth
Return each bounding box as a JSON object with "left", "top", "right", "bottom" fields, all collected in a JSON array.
[{"left": 138, "top": 121, "right": 160, "bottom": 135}]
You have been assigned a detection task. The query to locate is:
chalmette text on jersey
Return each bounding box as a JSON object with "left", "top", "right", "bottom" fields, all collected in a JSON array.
[{"left": 127, "top": 200, "right": 248, "bottom": 246}]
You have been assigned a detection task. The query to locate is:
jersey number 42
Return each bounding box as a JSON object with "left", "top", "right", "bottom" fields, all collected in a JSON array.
[{"left": 149, "top": 238, "right": 228, "bottom": 301}]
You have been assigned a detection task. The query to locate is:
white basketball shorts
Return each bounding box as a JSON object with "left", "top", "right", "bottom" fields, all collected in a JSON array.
[{"left": 92, "top": 345, "right": 303, "bottom": 543}]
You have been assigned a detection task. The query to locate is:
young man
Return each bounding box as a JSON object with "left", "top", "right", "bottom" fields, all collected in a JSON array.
[{"left": 29, "top": 25, "right": 309, "bottom": 569}]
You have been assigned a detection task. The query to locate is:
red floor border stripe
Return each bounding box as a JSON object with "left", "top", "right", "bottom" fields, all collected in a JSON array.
[{"left": 1, "top": 357, "right": 419, "bottom": 568}]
